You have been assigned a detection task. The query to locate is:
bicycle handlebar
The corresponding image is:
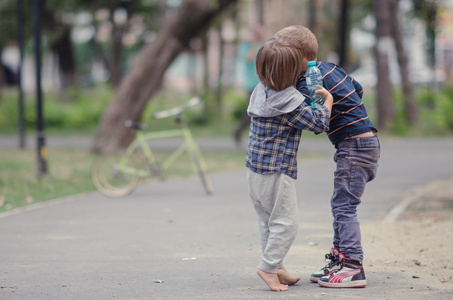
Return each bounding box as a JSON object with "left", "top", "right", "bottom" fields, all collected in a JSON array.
[{"left": 152, "top": 96, "right": 201, "bottom": 119}]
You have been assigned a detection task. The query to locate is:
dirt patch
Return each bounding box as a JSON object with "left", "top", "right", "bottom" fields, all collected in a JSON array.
[
  {"left": 400, "top": 178, "right": 453, "bottom": 222},
  {"left": 361, "top": 178, "right": 453, "bottom": 291}
]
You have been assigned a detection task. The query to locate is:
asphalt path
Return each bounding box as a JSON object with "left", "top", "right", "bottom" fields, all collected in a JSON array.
[{"left": 1, "top": 136, "right": 452, "bottom": 299}]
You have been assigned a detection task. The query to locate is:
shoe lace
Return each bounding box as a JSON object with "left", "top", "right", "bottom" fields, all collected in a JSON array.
[{"left": 322, "top": 253, "right": 339, "bottom": 270}]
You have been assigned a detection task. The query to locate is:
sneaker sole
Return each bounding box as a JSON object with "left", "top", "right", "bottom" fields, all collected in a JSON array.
[
  {"left": 318, "top": 280, "right": 367, "bottom": 288},
  {"left": 310, "top": 276, "right": 320, "bottom": 283}
]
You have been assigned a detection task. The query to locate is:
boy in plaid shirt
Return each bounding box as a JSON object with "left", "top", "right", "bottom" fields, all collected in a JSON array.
[{"left": 246, "top": 35, "right": 333, "bottom": 291}]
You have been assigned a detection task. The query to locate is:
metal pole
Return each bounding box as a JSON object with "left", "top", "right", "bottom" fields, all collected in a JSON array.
[
  {"left": 32, "top": 0, "right": 47, "bottom": 176},
  {"left": 17, "top": 0, "right": 26, "bottom": 149}
]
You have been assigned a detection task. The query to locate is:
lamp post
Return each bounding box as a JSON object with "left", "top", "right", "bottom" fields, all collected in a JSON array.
[{"left": 32, "top": 0, "right": 47, "bottom": 176}]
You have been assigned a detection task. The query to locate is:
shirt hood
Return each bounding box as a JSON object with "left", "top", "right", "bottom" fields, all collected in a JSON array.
[{"left": 247, "top": 82, "right": 305, "bottom": 117}]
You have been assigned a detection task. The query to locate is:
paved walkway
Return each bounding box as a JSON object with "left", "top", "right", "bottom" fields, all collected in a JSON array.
[{"left": 1, "top": 136, "right": 452, "bottom": 299}]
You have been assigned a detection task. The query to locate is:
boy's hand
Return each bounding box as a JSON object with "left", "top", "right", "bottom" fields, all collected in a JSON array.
[{"left": 316, "top": 88, "right": 333, "bottom": 115}]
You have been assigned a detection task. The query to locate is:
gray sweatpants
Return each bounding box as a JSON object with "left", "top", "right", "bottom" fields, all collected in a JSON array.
[{"left": 247, "top": 169, "right": 299, "bottom": 273}]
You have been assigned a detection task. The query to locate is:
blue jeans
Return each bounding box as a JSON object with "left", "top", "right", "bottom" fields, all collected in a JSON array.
[{"left": 331, "top": 135, "right": 380, "bottom": 262}]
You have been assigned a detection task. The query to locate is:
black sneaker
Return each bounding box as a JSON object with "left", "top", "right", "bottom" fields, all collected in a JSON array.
[
  {"left": 310, "top": 248, "right": 342, "bottom": 283},
  {"left": 318, "top": 257, "right": 367, "bottom": 288}
]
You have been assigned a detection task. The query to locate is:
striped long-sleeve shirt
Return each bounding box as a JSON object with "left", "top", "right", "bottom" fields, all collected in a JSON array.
[{"left": 296, "top": 61, "right": 377, "bottom": 146}]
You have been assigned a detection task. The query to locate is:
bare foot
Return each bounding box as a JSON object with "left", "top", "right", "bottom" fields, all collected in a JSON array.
[
  {"left": 277, "top": 268, "right": 300, "bottom": 285},
  {"left": 257, "top": 269, "right": 288, "bottom": 291}
]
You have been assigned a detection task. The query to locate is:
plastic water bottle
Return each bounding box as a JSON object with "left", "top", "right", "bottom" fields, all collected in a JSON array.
[{"left": 305, "top": 61, "right": 324, "bottom": 108}]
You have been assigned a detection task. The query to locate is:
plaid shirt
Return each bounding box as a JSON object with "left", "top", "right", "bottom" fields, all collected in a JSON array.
[{"left": 246, "top": 104, "right": 330, "bottom": 179}]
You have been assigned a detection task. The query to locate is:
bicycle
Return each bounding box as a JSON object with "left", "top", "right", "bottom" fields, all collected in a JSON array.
[{"left": 92, "top": 96, "right": 214, "bottom": 197}]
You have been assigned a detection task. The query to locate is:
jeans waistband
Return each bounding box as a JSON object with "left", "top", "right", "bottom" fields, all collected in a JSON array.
[{"left": 335, "top": 135, "right": 379, "bottom": 149}]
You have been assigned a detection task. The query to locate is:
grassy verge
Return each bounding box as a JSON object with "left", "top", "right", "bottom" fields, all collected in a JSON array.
[
  {"left": 0, "top": 147, "right": 247, "bottom": 213},
  {"left": 0, "top": 148, "right": 96, "bottom": 213}
]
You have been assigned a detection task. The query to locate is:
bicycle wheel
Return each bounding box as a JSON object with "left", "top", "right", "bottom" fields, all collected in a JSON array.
[
  {"left": 190, "top": 150, "right": 214, "bottom": 195},
  {"left": 92, "top": 152, "right": 140, "bottom": 197}
]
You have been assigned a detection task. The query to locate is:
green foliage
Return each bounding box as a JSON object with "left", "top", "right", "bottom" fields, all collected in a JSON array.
[
  {"left": 0, "top": 0, "right": 26, "bottom": 45},
  {"left": 0, "top": 86, "right": 246, "bottom": 137},
  {"left": 389, "top": 92, "right": 411, "bottom": 135},
  {"left": 438, "top": 86, "right": 453, "bottom": 130},
  {"left": 416, "top": 87, "right": 453, "bottom": 134},
  {"left": 389, "top": 86, "right": 453, "bottom": 136},
  {"left": 0, "top": 85, "right": 114, "bottom": 133},
  {"left": 227, "top": 89, "right": 249, "bottom": 122},
  {"left": 2, "top": 84, "right": 452, "bottom": 139}
]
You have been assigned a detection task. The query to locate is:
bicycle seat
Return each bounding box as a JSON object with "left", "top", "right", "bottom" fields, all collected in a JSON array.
[
  {"left": 152, "top": 96, "right": 201, "bottom": 119},
  {"left": 125, "top": 120, "right": 149, "bottom": 130}
]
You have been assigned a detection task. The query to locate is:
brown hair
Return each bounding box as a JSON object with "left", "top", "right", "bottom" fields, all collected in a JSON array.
[
  {"left": 255, "top": 38, "right": 305, "bottom": 91},
  {"left": 274, "top": 25, "right": 318, "bottom": 61}
]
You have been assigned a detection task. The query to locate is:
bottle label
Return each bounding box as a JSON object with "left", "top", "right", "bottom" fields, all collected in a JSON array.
[{"left": 308, "top": 84, "right": 324, "bottom": 105}]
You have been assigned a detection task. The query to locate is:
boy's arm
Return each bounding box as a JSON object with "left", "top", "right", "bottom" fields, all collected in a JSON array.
[
  {"left": 315, "top": 88, "right": 333, "bottom": 115},
  {"left": 351, "top": 76, "right": 364, "bottom": 99},
  {"left": 287, "top": 101, "right": 330, "bottom": 134},
  {"left": 296, "top": 83, "right": 317, "bottom": 108}
]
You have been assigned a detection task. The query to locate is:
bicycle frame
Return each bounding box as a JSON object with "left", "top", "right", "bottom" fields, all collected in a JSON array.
[
  {"left": 117, "top": 115, "right": 206, "bottom": 179},
  {"left": 92, "top": 96, "right": 213, "bottom": 197}
]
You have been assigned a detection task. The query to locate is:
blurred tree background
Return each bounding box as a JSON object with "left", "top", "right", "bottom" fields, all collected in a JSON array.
[{"left": 1, "top": 0, "right": 452, "bottom": 152}]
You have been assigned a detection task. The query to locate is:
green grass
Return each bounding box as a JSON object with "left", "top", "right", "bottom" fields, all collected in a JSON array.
[
  {"left": 0, "top": 146, "right": 247, "bottom": 213},
  {"left": 0, "top": 148, "right": 96, "bottom": 212}
]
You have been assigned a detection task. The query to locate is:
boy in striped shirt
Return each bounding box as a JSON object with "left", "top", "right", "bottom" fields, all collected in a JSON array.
[{"left": 276, "top": 25, "right": 381, "bottom": 288}]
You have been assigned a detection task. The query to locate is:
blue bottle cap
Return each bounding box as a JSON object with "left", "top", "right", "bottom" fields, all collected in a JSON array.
[{"left": 308, "top": 61, "right": 316, "bottom": 67}]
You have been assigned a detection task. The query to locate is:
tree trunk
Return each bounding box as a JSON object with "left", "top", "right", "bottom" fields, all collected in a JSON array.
[
  {"left": 215, "top": 22, "right": 224, "bottom": 116},
  {"left": 308, "top": 0, "right": 316, "bottom": 33},
  {"left": 0, "top": 45, "right": 4, "bottom": 91},
  {"left": 201, "top": 33, "right": 210, "bottom": 94},
  {"left": 52, "top": 26, "right": 76, "bottom": 89},
  {"left": 110, "top": 25, "right": 124, "bottom": 87},
  {"left": 374, "top": 0, "right": 394, "bottom": 132},
  {"left": 109, "top": 6, "right": 126, "bottom": 88},
  {"left": 92, "top": 0, "right": 238, "bottom": 153},
  {"left": 389, "top": 0, "right": 418, "bottom": 125},
  {"left": 308, "top": 0, "right": 321, "bottom": 37},
  {"left": 338, "top": 0, "right": 349, "bottom": 71}
]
